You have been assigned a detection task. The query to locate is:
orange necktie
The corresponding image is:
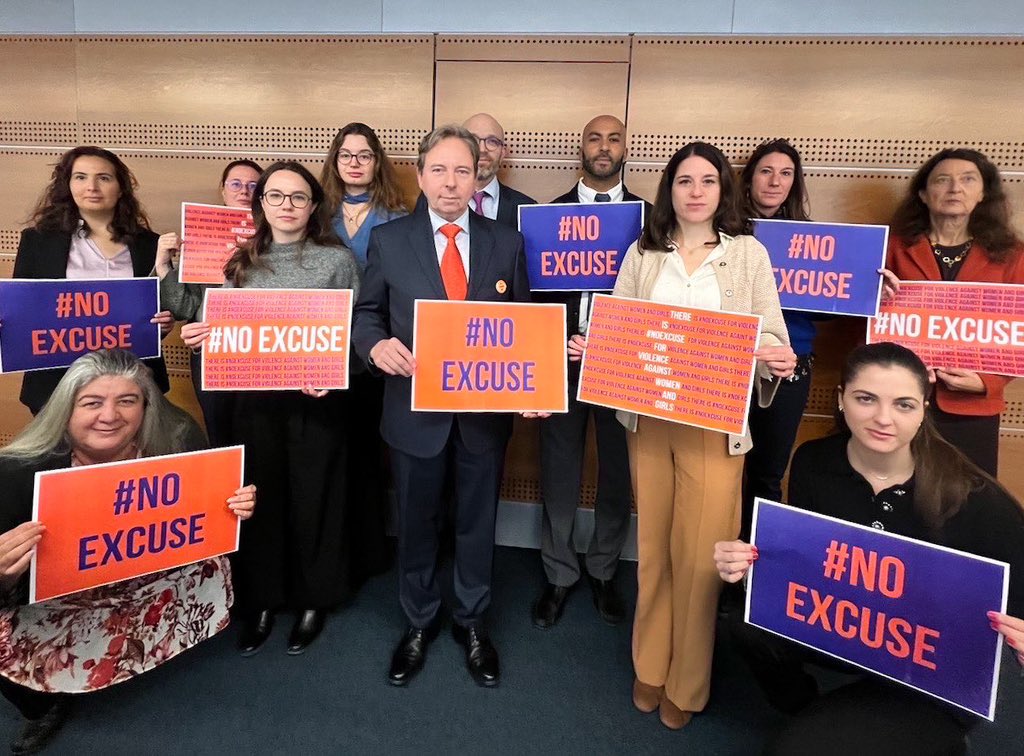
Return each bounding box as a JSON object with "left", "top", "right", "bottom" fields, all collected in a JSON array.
[{"left": 439, "top": 223, "right": 467, "bottom": 300}]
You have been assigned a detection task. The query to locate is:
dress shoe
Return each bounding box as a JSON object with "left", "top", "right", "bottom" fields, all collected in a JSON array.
[
  {"left": 286, "top": 609, "right": 326, "bottom": 655},
  {"left": 451, "top": 624, "right": 500, "bottom": 687},
  {"left": 588, "top": 574, "right": 626, "bottom": 625},
  {"left": 658, "top": 697, "right": 693, "bottom": 730},
  {"left": 388, "top": 624, "right": 439, "bottom": 686},
  {"left": 531, "top": 583, "right": 572, "bottom": 629},
  {"left": 632, "top": 678, "right": 663, "bottom": 713},
  {"left": 11, "top": 696, "right": 71, "bottom": 755},
  {"left": 237, "top": 609, "right": 274, "bottom": 657}
]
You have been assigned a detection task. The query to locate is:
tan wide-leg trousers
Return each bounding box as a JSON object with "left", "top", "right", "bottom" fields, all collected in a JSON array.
[{"left": 629, "top": 416, "right": 743, "bottom": 712}]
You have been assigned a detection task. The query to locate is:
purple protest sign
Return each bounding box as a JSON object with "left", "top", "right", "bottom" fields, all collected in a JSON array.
[
  {"left": 0, "top": 278, "right": 161, "bottom": 373},
  {"left": 518, "top": 201, "right": 643, "bottom": 292},
  {"left": 752, "top": 218, "right": 887, "bottom": 317},
  {"left": 747, "top": 498, "right": 1008, "bottom": 719}
]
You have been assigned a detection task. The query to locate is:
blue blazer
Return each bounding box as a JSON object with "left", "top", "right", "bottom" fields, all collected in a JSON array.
[{"left": 352, "top": 209, "right": 530, "bottom": 458}]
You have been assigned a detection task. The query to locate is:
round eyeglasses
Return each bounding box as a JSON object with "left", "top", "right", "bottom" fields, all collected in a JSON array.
[
  {"left": 261, "top": 190, "right": 312, "bottom": 208},
  {"left": 225, "top": 179, "right": 258, "bottom": 193},
  {"left": 337, "top": 151, "right": 376, "bottom": 166},
  {"left": 474, "top": 135, "right": 505, "bottom": 151}
]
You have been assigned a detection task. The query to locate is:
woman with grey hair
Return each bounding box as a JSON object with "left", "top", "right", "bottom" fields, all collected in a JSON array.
[{"left": 0, "top": 349, "right": 255, "bottom": 754}]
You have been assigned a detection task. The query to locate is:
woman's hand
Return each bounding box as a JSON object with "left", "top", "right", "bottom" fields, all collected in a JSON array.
[
  {"left": 988, "top": 612, "right": 1024, "bottom": 667},
  {"left": 0, "top": 522, "right": 45, "bottom": 586},
  {"left": 227, "top": 484, "right": 256, "bottom": 520},
  {"left": 879, "top": 268, "right": 900, "bottom": 300},
  {"left": 568, "top": 334, "right": 587, "bottom": 362},
  {"left": 934, "top": 368, "right": 986, "bottom": 394},
  {"left": 155, "top": 232, "right": 181, "bottom": 278},
  {"left": 151, "top": 309, "right": 175, "bottom": 337},
  {"left": 180, "top": 321, "right": 211, "bottom": 349},
  {"left": 754, "top": 344, "right": 797, "bottom": 379},
  {"left": 521, "top": 411, "right": 552, "bottom": 419},
  {"left": 714, "top": 539, "right": 758, "bottom": 583},
  {"left": 300, "top": 385, "right": 328, "bottom": 399}
]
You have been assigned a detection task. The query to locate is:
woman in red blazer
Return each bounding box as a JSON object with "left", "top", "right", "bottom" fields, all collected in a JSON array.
[{"left": 885, "top": 148, "right": 1024, "bottom": 475}]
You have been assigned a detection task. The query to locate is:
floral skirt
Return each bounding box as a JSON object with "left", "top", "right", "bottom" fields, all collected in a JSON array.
[{"left": 0, "top": 557, "right": 232, "bottom": 693}]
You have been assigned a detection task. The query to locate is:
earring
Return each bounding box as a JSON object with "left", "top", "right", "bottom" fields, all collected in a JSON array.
[{"left": 838, "top": 404, "right": 844, "bottom": 413}]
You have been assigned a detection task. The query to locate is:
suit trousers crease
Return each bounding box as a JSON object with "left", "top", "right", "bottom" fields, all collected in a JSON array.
[
  {"left": 232, "top": 391, "right": 350, "bottom": 612},
  {"left": 391, "top": 421, "right": 504, "bottom": 629},
  {"left": 630, "top": 416, "right": 742, "bottom": 712},
  {"left": 539, "top": 390, "right": 632, "bottom": 585}
]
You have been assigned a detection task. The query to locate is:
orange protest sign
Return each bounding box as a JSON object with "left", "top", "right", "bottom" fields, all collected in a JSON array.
[
  {"left": 201, "top": 288, "right": 352, "bottom": 391},
  {"left": 578, "top": 294, "right": 761, "bottom": 434},
  {"left": 30, "top": 446, "right": 244, "bottom": 604},
  {"left": 412, "top": 300, "right": 568, "bottom": 412},
  {"left": 179, "top": 203, "right": 256, "bottom": 284},
  {"left": 867, "top": 281, "right": 1024, "bottom": 377}
]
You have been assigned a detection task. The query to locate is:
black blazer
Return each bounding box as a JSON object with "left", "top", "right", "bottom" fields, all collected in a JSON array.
[
  {"left": 413, "top": 182, "right": 537, "bottom": 230},
  {"left": 533, "top": 184, "right": 653, "bottom": 380},
  {"left": 352, "top": 209, "right": 530, "bottom": 458},
  {"left": 13, "top": 227, "right": 171, "bottom": 413}
]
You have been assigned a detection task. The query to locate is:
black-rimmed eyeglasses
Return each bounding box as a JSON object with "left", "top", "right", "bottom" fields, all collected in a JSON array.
[{"left": 261, "top": 190, "right": 312, "bottom": 208}]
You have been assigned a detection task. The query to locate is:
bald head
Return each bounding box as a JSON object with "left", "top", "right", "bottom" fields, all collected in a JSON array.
[
  {"left": 463, "top": 113, "right": 508, "bottom": 186},
  {"left": 580, "top": 115, "right": 626, "bottom": 190}
]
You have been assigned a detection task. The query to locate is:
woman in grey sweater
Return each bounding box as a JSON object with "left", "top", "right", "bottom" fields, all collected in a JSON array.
[{"left": 179, "top": 162, "right": 360, "bottom": 656}]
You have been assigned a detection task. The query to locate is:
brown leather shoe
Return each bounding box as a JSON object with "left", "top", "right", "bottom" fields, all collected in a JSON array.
[
  {"left": 658, "top": 697, "right": 693, "bottom": 730},
  {"left": 632, "top": 678, "right": 663, "bottom": 713}
]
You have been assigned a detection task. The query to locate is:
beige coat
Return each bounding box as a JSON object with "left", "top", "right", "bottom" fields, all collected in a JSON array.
[{"left": 610, "top": 233, "right": 790, "bottom": 454}]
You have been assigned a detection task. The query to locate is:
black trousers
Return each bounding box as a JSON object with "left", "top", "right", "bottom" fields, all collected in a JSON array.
[
  {"left": 538, "top": 387, "right": 631, "bottom": 585},
  {"left": 189, "top": 348, "right": 236, "bottom": 448},
  {"left": 742, "top": 368, "right": 812, "bottom": 540},
  {"left": 339, "top": 370, "right": 393, "bottom": 587},
  {"left": 390, "top": 422, "right": 505, "bottom": 629},
  {"left": 0, "top": 677, "right": 56, "bottom": 721},
  {"left": 930, "top": 406, "right": 1000, "bottom": 477},
  {"left": 232, "top": 391, "right": 350, "bottom": 611},
  {"left": 729, "top": 609, "right": 970, "bottom": 755}
]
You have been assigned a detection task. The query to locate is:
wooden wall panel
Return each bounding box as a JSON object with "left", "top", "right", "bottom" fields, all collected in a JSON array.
[
  {"left": 436, "top": 35, "right": 630, "bottom": 63},
  {"left": 0, "top": 38, "right": 79, "bottom": 144}
]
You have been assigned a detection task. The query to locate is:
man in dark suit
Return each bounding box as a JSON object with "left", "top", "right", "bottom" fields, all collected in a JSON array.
[
  {"left": 414, "top": 113, "right": 536, "bottom": 228},
  {"left": 531, "top": 115, "right": 653, "bottom": 629},
  {"left": 352, "top": 125, "right": 530, "bottom": 688}
]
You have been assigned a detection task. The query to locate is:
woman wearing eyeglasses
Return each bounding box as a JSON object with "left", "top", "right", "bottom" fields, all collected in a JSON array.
[
  {"left": 155, "top": 159, "right": 263, "bottom": 447},
  {"left": 179, "top": 162, "right": 361, "bottom": 656},
  {"left": 320, "top": 124, "right": 408, "bottom": 586}
]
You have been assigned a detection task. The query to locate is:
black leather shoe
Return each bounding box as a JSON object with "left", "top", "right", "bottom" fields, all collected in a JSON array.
[
  {"left": 286, "top": 609, "right": 326, "bottom": 655},
  {"left": 237, "top": 609, "right": 274, "bottom": 656},
  {"left": 11, "top": 696, "right": 70, "bottom": 755},
  {"left": 452, "top": 624, "right": 500, "bottom": 687},
  {"left": 588, "top": 574, "right": 626, "bottom": 625},
  {"left": 388, "top": 624, "right": 439, "bottom": 686},
  {"left": 531, "top": 583, "right": 572, "bottom": 629}
]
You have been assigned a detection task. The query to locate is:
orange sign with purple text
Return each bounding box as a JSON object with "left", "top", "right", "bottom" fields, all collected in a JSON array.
[
  {"left": 412, "top": 300, "right": 568, "bottom": 413},
  {"left": 578, "top": 294, "right": 762, "bottom": 434},
  {"left": 30, "top": 447, "right": 244, "bottom": 603}
]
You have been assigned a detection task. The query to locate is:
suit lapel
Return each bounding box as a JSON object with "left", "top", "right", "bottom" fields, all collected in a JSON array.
[
  {"left": 467, "top": 213, "right": 495, "bottom": 299},
  {"left": 410, "top": 211, "right": 447, "bottom": 299}
]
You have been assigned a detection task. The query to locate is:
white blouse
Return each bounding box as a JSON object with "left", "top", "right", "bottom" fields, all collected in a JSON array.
[{"left": 648, "top": 243, "right": 724, "bottom": 310}]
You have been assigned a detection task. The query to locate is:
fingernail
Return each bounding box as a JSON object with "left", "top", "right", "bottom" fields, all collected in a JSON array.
[
  {"left": 752, "top": 553, "right": 759, "bottom": 561},
  {"left": 990, "top": 622, "right": 1000, "bottom": 631},
  {"left": 987, "top": 611, "right": 998, "bottom": 620},
  {"left": 747, "top": 559, "right": 753, "bottom": 565}
]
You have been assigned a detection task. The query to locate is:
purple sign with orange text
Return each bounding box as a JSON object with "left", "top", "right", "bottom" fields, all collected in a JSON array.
[{"left": 747, "top": 499, "right": 1008, "bottom": 719}]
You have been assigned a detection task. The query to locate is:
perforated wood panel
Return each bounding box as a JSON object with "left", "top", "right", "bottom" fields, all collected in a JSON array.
[{"left": 436, "top": 35, "right": 631, "bottom": 62}]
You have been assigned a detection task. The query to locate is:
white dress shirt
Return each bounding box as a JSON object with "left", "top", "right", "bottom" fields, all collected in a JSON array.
[{"left": 428, "top": 207, "right": 471, "bottom": 277}]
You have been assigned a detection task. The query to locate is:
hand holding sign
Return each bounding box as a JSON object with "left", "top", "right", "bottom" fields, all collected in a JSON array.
[
  {"left": 227, "top": 484, "right": 256, "bottom": 519},
  {"left": 988, "top": 612, "right": 1024, "bottom": 667},
  {"left": 370, "top": 337, "right": 416, "bottom": 377},
  {"left": 567, "top": 333, "right": 587, "bottom": 362},
  {"left": 0, "top": 522, "right": 45, "bottom": 588},
  {"left": 713, "top": 539, "right": 759, "bottom": 583},
  {"left": 155, "top": 232, "right": 182, "bottom": 278}
]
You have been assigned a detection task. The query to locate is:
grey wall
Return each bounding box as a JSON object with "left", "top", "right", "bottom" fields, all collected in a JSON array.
[{"left": 2, "top": 0, "right": 1023, "bottom": 34}]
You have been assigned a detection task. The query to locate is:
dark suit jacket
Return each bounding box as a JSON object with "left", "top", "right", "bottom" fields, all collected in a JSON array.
[
  {"left": 352, "top": 209, "right": 530, "bottom": 458},
  {"left": 13, "top": 227, "right": 171, "bottom": 413},
  {"left": 414, "top": 182, "right": 537, "bottom": 229},
  {"left": 533, "top": 184, "right": 653, "bottom": 379}
]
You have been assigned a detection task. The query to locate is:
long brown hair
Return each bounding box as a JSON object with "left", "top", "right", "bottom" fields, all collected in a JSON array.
[
  {"left": 890, "top": 148, "right": 1020, "bottom": 261},
  {"left": 739, "top": 138, "right": 810, "bottom": 233},
  {"left": 28, "top": 146, "right": 150, "bottom": 244},
  {"left": 835, "top": 342, "right": 1018, "bottom": 534},
  {"left": 638, "top": 141, "right": 743, "bottom": 254},
  {"left": 320, "top": 122, "right": 407, "bottom": 219},
  {"left": 223, "top": 161, "right": 339, "bottom": 287}
]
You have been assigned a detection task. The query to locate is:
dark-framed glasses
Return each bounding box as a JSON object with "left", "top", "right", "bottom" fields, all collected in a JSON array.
[
  {"left": 474, "top": 135, "right": 505, "bottom": 151},
  {"left": 225, "top": 179, "right": 258, "bottom": 193},
  {"left": 261, "top": 190, "right": 311, "bottom": 208},
  {"left": 337, "top": 150, "right": 376, "bottom": 166}
]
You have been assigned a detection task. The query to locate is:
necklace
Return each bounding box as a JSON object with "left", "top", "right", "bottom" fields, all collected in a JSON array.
[
  {"left": 343, "top": 204, "right": 369, "bottom": 225},
  {"left": 847, "top": 443, "right": 913, "bottom": 483},
  {"left": 930, "top": 238, "right": 972, "bottom": 267}
]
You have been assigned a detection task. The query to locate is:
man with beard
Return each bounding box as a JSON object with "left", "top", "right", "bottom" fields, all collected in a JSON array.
[
  {"left": 416, "top": 113, "right": 535, "bottom": 227},
  {"left": 531, "top": 115, "right": 652, "bottom": 630}
]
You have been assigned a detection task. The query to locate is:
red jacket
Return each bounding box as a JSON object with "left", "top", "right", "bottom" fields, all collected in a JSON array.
[{"left": 886, "top": 235, "right": 1024, "bottom": 416}]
